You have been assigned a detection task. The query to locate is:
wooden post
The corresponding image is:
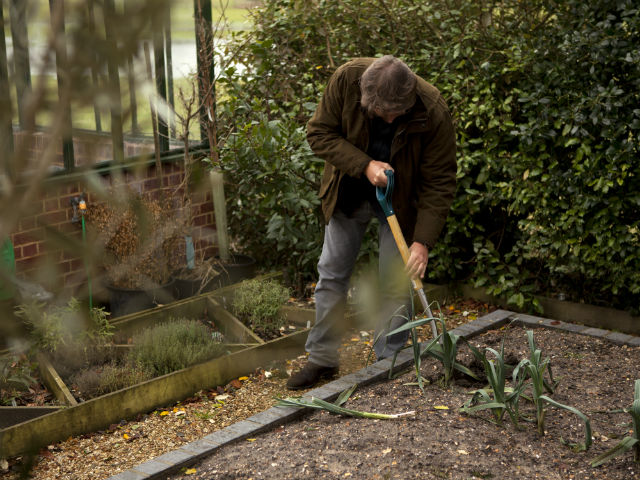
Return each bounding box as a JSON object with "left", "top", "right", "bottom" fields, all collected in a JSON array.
[
  {"left": 194, "top": 0, "right": 214, "bottom": 142},
  {"left": 210, "top": 169, "right": 230, "bottom": 262},
  {"left": 152, "top": 7, "right": 169, "bottom": 152},
  {"left": 0, "top": 2, "right": 14, "bottom": 178},
  {"left": 103, "top": 0, "right": 124, "bottom": 163},
  {"left": 9, "top": 0, "right": 33, "bottom": 130},
  {"left": 49, "top": 0, "right": 75, "bottom": 171},
  {"left": 165, "top": 5, "right": 175, "bottom": 139},
  {"left": 86, "top": 1, "right": 102, "bottom": 132}
]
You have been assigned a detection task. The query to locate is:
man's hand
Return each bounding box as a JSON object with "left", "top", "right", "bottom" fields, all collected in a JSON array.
[
  {"left": 365, "top": 160, "right": 393, "bottom": 187},
  {"left": 406, "top": 242, "right": 429, "bottom": 280}
]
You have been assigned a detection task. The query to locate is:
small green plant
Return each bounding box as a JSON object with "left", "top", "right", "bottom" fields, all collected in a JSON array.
[
  {"left": 232, "top": 279, "right": 290, "bottom": 333},
  {"left": 387, "top": 313, "right": 479, "bottom": 388},
  {"left": 97, "top": 363, "right": 154, "bottom": 395},
  {"left": 70, "top": 362, "right": 153, "bottom": 399},
  {"left": 591, "top": 379, "right": 640, "bottom": 467},
  {"left": 15, "top": 298, "right": 113, "bottom": 352},
  {"left": 462, "top": 340, "right": 529, "bottom": 426},
  {"left": 0, "top": 353, "right": 37, "bottom": 405},
  {"left": 523, "top": 330, "right": 592, "bottom": 451},
  {"left": 127, "top": 318, "right": 226, "bottom": 376}
]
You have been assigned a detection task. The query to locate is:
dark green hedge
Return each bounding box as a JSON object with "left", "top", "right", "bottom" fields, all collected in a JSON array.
[{"left": 217, "top": 0, "right": 639, "bottom": 313}]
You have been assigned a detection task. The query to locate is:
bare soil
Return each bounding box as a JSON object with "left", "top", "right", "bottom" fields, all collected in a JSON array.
[{"left": 167, "top": 323, "right": 640, "bottom": 480}]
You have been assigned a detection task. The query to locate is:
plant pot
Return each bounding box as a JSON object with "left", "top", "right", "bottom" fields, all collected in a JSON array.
[
  {"left": 216, "top": 254, "right": 257, "bottom": 288},
  {"left": 172, "top": 275, "right": 220, "bottom": 300},
  {"left": 106, "top": 280, "right": 175, "bottom": 318}
]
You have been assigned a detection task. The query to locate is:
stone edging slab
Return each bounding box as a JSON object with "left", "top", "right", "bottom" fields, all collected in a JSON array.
[{"left": 107, "top": 309, "right": 638, "bottom": 480}]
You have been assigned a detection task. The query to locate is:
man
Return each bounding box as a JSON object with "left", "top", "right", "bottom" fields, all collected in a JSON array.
[{"left": 286, "top": 55, "right": 457, "bottom": 390}]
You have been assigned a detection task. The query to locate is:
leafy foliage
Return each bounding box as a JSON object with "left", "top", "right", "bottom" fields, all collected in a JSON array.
[
  {"left": 217, "top": 0, "right": 639, "bottom": 312},
  {"left": 128, "top": 318, "right": 225, "bottom": 376},
  {"left": 463, "top": 340, "right": 529, "bottom": 426},
  {"left": 15, "top": 298, "right": 113, "bottom": 353},
  {"left": 386, "top": 311, "right": 479, "bottom": 388},
  {"left": 232, "top": 279, "right": 290, "bottom": 333},
  {"left": 0, "top": 353, "right": 37, "bottom": 405}
]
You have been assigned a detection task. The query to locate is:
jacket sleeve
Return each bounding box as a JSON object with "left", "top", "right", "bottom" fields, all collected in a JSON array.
[
  {"left": 306, "top": 65, "right": 371, "bottom": 178},
  {"left": 412, "top": 98, "right": 457, "bottom": 249}
]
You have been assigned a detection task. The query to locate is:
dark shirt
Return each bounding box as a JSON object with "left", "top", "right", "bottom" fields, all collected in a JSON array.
[{"left": 337, "top": 115, "right": 403, "bottom": 216}]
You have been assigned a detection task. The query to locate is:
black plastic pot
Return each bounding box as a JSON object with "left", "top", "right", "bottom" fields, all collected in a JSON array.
[
  {"left": 172, "top": 275, "right": 220, "bottom": 300},
  {"left": 216, "top": 253, "right": 257, "bottom": 288},
  {"left": 106, "top": 280, "right": 175, "bottom": 318}
]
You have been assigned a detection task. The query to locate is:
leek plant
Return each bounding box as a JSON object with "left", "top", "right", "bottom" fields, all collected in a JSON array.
[
  {"left": 591, "top": 379, "right": 640, "bottom": 467},
  {"left": 461, "top": 340, "right": 529, "bottom": 426},
  {"left": 387, "top": 314, "right": 478, "bottom": 388},
  {"left": 524, "top": 330, "right": 592, "bottom": 451},
  {"left": 277, "top": 384, "right": 415, "bottom": 419}
]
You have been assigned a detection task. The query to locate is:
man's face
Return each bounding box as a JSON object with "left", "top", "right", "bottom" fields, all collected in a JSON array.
[{"left": 374, "top": 107, "right": 410, "bottom": 124}]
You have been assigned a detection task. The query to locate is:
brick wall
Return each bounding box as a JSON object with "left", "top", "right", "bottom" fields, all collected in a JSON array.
[
  {"left": 13, "top": 129, "right": 157, "bottom": 168},
  {"left": 8, "top": 132, "right": 217, "bottom": 300}
]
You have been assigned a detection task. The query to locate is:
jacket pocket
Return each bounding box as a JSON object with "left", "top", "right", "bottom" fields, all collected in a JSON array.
[{"left": 318, "top": 167, "right": 339, "bottom": 199}]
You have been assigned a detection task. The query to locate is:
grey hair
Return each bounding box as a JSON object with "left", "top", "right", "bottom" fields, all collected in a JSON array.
[{"left": 360, "top": 55, "right": 417, "bottom": 117}]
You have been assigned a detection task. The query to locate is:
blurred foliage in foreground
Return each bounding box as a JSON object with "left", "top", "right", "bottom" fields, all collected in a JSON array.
[{"left": 216, "top": 0, "right": 639, "bottom": 313}]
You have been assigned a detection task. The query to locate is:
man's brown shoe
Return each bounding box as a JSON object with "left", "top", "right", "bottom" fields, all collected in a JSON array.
[{"left": 286, "top": 361, "right": 339, "bottom": 390}]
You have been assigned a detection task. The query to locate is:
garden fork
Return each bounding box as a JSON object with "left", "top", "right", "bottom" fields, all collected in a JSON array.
[{"left": 376, "top": 170, "right": 439, "bottom": 340}]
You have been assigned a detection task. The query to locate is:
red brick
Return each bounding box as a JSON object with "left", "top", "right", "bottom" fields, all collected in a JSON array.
[
  {"left": 44, "top": 197, "right": 60, "bottom": 212},
  {"left": 143, "top": 177, "right": 160, "bottom": 192},
  {"left": 195, "top": 202, "right": 213, "bottom": 215},
  {"left": 57, "top": 260, "right": 71, "bottom": 273},
  {"left": 192, "top": 214, "right": 209, "bottom": 227},
  {"left": 56, "top": 221, "right": 80, "bottom": 234},
  {"left": 19, "top": 217, "right": 37, "bottom": 231},
  {"left": 12, "top": 230, "right": 41, "bottom": 246},
  {"left": 69, "top": 258, "right": 84, "bottom": 272},
  {"left": 20, "top": 243, "right": 39, "bottom": 258},
  {"left": 36, "top": 210, "right": 68, "bottom": 227},
  {"left": 15, "top": 256, "right": 39, "bottom": 270}
]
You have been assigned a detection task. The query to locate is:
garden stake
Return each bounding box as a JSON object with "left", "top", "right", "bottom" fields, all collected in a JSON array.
[{"left": 376, "top": 170, "right": 438, "bottom": 340}]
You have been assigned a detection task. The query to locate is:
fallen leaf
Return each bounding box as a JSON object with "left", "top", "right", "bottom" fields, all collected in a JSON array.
[
  {"left": 123, "top": 434, "right": 129, "bottom": 439},
  {"left": 230, "top": 379, "right": 242, "bottom": 389},
  {"left": 247, "top": 438, "right": 257, "bottom": 442},
  {"left": 382, "top": 448, "right": 392, "bottom": 455},
  {"left": 159, "top": 411, "right": 170, "bottom": 416},
  {"left": 175, "top": 410, "right": 186, "bottom": 417},
  {"left": 434, "top": 406, "right": 449, "bottom": 410},
  {"left": 185, "top": 468, "right": 197, "bottom": 475},
  {"left": 457, "top": 449, "right": 469, "bottom": 455},
  {"left": 238, "top": 376, "right": 249, "bottom": 381},
  {"left": 216, "top": 394, "right": 230, "bottom": 402}
]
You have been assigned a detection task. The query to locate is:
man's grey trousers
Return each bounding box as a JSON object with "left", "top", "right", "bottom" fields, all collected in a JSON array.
[{"left": 305, "top": 202, "right": 412, "bottom": 368}]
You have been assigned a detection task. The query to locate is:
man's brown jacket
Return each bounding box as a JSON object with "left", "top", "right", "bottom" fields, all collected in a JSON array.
[{"left": 307, "top": 58, "right": 457, "bottom": 249}]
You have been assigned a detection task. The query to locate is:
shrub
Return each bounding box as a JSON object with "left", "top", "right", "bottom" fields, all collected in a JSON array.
[
  {"left": 70, "top": 362, "right": 154, "bottom": 399},
  {"left": 127, "top": 318, "right": 225, "bottom": 376},
  {"left": 232, "top": 279, "right": 290, "bottom": 333},
  {"left": 217, "top": 0, "right": 640, "bottom": 313}
]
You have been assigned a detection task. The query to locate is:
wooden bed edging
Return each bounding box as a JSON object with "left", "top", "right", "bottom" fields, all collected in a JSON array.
[{"left": 0, "top": 329, "right": 309, "bottom": 458}]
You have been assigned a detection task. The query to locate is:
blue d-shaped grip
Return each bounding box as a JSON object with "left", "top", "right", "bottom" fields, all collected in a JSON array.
[{"left": 375, "top": 169, "right": 395, "bottom": 217}]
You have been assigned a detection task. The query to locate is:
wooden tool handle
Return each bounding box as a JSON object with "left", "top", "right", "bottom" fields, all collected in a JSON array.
[{"left": 386, "top": 214, "right": 424, "bottom": 290}]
